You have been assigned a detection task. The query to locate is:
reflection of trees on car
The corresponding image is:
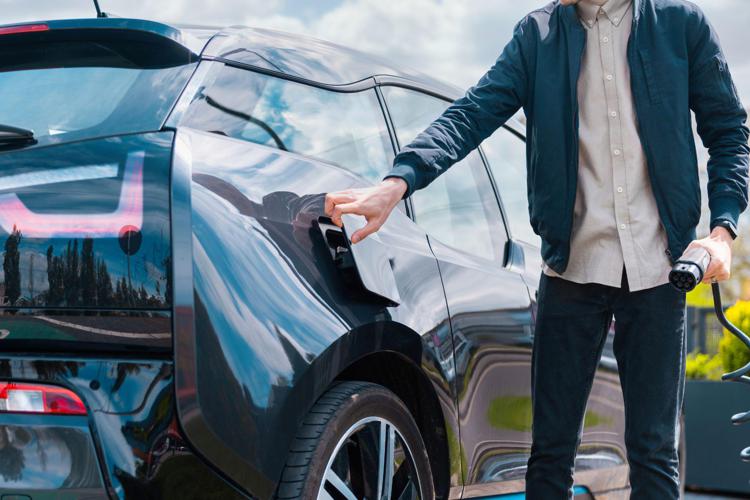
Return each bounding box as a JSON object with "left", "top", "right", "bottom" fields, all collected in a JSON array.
[
  {"left": 2, "top": 227, "right": 20, "bottom": 305},
  {"left": 0, "top": 427, "right": 24, "bottom": 483},
  {"left": 0, "top": 232, "right": 169, "bottom": 308}
]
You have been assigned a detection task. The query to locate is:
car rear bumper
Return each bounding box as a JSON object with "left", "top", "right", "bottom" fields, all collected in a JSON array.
[{"left": 0, "top": 355, "right": 241, "bottom": 499}]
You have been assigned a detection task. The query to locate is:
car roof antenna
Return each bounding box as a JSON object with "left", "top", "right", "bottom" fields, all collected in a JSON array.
[{"left": 93, "top": 0, "right": 107, "bottom": 18}]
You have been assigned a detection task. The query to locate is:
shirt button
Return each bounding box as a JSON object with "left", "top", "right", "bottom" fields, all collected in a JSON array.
[
  {"left": 614, "top": 17, "right": 620, "bottom": 23},
  {"left": 602, "top": 36, "right": 610, "bottom": 43},
  {"left": 613, "top": 149, "right": 622, "bottom": 156},
  {"left": 620, "top": 223, "right": 627, "bottom": 230},
  {"left": 606, "top": 74, "right": 614, "bottom": 81},
  {"left": 617, "top": 186, "right": 624, "bottom": 193},
  {"left": 610, "top": 110, "right": 618, "bottom": 118}
]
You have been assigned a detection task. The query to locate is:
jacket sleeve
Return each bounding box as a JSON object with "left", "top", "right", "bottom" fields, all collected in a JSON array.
[
  {"left": 384, "top": 17, "right": 534, "bottom": 198},
  {"left": 687, "top": 6, "right": 750, "bottom": 235}
]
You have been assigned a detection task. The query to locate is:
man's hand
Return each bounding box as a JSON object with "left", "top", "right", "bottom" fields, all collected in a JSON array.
[
  {"left": 324, "top": 177, "right": 408, "bottom": 243},
  {"left": 686, "top": 226, "right": 734, "bottom": 283}
]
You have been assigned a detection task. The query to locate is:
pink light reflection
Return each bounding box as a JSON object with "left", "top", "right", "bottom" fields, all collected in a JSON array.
[{"left": 0, "top": 151, "right": 144, "bottom": 239}]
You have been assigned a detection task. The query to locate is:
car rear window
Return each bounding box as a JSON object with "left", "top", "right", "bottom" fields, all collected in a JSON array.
[
  {"left": 0, "top": 132, "right": 173, "bottom": 310},
  {"left": 0, "top": 38, "right": 196, "bottom": 146}
]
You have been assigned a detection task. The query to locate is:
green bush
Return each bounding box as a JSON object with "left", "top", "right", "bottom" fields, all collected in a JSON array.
[
  {"left": 686, "top": 282, "right": 715, "bottom": 308},
  {"left": 685, "top": 351, "right": 724, "bottom": 380},
  {"left": 720, "top": 300, "right": 750, "bottom": 373}
]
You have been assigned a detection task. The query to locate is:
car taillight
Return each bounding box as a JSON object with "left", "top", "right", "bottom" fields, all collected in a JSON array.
[
  {"left": 0, "top": 24, "right": 49, "bottom": 36},
  {"left": 0, "top": 382, "right": 87, "bottom": 415}
]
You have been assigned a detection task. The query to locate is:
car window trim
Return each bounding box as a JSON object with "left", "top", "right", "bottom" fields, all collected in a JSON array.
[
  {"left": 203, "top": 55, "right": 380, "bottom": 93},
  {"left": 378, "top": 83, "right": 518, "bottom": 266},
  {"left": 375, "top": 85, "right": 413, "bottom": 219}
]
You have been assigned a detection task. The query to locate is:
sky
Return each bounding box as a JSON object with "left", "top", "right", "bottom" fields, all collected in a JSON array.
[{"left": 1, "top": 0, "right": 749, "bottom": 103}]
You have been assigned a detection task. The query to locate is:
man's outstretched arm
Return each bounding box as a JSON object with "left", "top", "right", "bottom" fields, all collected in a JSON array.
[
  {"left": 325, "top": 16, "right": 535, "bottom": 242},
  {"left": 685, "top": 6, "right": 750, "bottom": 282}
]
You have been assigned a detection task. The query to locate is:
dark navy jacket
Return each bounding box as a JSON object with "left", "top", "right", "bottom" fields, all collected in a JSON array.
[{"left": 385, "top": 0, "right": 749, "bottom": 274}]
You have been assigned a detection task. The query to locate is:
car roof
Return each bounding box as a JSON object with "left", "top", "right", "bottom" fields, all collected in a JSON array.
[{"left": 0, "top": 17, "right": 526, "bottom": 135}]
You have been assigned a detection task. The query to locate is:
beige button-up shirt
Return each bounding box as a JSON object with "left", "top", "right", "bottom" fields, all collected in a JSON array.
[{"left": 542, "top": 0, "right": 672, "bottom": 292}]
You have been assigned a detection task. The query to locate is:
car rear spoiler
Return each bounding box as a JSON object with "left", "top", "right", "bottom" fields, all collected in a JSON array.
[{"left": 0, "top": 18, "right": 205, "bottom": 58}]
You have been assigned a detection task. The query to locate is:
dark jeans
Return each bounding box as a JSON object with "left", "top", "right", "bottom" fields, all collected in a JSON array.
[{"left": 525, "top": 268, "right": 687, "bottom": 499}]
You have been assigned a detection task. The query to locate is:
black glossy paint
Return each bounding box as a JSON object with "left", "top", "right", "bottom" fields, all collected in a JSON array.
[
  {"left": 0, "top": 413, "right": 104, "bottom": 496},
  {"left": 0, "top": 357, "right": 241, "bottom": 499},
  {"left": 172, "top": 128, "right": 459, "bottom": 498}
]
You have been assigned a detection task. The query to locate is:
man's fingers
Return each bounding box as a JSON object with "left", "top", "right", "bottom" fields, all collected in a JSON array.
[
  {"left": 703, "top": 269, "right": 730, "bottom": 283},
  {"left": 330, "top": 202, "right": 359, "bottom": 227},
  {"left": 325, "top": 192, "right": 356, "bottom": 217},
  {"left": 702, "top": 259, "right": 729, "bottom": 283},
  {"left": 350, "top": 218, "right": 382, "bottom": 244},
  {"left": 702, "top": 259, "right": 719, "bottom": 283}
]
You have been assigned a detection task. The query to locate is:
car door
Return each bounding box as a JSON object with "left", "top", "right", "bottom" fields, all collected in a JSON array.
[
  {"left": 167, "top": 62, "right": 459, "bottom": 496},
  {"left": 381, "top": 86, "right": 535, "bottom": 493},
  {"left": 482, "top": 126, "right": 629, "bottom": 489}
]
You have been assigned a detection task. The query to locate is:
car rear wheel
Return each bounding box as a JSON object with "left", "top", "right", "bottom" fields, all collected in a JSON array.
[{"left": 276, "top": 381, "right": 434, "bottom": 500}]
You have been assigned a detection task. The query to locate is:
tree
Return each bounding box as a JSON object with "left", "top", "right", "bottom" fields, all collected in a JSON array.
[
  {"left": 63, "top": 240, "right": 80, "bottom": 306},
  {"left": 2, "top": 227, "right": 21, "bottom": 306},
  {"left": 80, "top": 238, "right": 95, "bottom": 305},
  {"left": 46, "top": 245, "right": 64, "bottom": 306},
  {"left": 27, "top": 253, "right": 34, "bottom": 305},
  {"left": 95, "top": 258, "right": 113, "bottom": 306}
]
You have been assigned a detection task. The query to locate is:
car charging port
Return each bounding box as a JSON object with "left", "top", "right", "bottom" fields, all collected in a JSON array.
[{"left": 317, "top": 218, "right": 357, "bottom": 278}]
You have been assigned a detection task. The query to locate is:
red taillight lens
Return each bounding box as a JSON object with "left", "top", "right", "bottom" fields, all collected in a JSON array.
[
  {"left": 0, "top": 24, "right": 49, "bottom": 36},
  {"left": 0, "top": 382, "right": 87, "bottom": 415}
]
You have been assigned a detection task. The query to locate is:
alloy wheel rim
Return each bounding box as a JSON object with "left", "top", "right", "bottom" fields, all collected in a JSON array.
[{"left": 317, "top": 416, "right": 423, "bottom": 500}]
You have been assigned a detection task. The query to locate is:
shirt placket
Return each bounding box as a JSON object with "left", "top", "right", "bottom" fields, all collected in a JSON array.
[{"left": 599, "top": 11, "right": 640, "bottom": 289}]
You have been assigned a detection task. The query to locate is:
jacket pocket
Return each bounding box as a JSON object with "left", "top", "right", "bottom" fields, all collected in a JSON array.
[
  {"left": 711, "top": 53, "right": 742, "bottom": 107},
  {"left": 638, "top": 48, "right": 662, "bottom": 104}
]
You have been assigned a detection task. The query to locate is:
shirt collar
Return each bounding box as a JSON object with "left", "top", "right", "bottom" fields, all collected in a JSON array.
[{"left": 576, "top": 0, "right": 632, "bottom": 28}]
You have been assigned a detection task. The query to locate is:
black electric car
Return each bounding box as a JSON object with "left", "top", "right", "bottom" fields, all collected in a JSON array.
[{"left": 0, "top": 16, "right": 670, "bottom": 499}]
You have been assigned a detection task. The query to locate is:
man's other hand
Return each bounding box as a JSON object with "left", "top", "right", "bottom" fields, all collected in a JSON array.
[
  {"left": 324, "top": 177, "right": 408, "bottom": 243},
  {"left": 686, "top": 226, "right": 734, "bottom": 283}
]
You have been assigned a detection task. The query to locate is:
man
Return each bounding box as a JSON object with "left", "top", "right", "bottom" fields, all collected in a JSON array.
[{"left": 325, "top": 0, "right": 749, "bottom": 498}]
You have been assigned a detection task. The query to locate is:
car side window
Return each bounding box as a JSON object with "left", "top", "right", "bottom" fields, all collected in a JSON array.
[
  {"left": 382, "top": 86, "right": 507, "bottom": 263},
  {"left": 481, "top": 127, "right": 539, "bottom": 246},
  {"left": 180, "top": 63, "right": 393, "bottom": 183}
]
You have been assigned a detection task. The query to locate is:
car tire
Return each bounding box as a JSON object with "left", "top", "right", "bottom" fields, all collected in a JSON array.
[{"left": 275, "top": 381, "right": 435, "bottom": 500}]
